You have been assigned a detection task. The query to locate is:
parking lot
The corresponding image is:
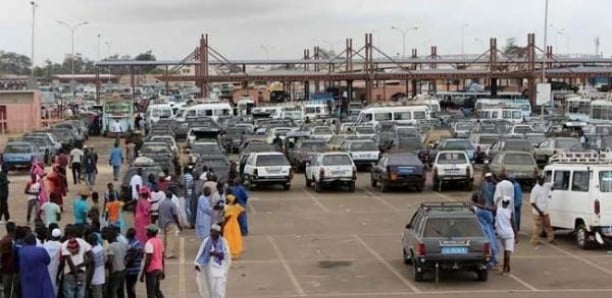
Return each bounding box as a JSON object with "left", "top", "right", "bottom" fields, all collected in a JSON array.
[{"left": 3, "top": 137, "right": 612, "bottom": 298}]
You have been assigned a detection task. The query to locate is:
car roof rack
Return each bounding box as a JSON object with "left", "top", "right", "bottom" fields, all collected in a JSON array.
[
  {"left": 420, "top": 202, "right": 471, "bottom": 212},
  {"left": 549, "top": 150, "right": 612, "bottom": 164}
]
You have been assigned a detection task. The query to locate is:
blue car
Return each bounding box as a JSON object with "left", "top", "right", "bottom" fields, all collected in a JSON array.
[{"left": 3, "top": 141, "right": 44, "bottom": 171}]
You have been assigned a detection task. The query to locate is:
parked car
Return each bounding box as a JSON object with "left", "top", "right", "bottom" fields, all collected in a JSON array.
[
  {"left": 468, "top": 133, "right": 499, "bottom": 163},
  {"left": 402, "top": 202, "right": 491, "bottom": 282},
  {"left": 432, "top": 150, "right": 474, "bottom": 192},
  {"left": 21, "top": 135, "right": 54, "bottom": 164},
  {"left": 2, "top": 141, "right": 44, "bottom": 171},
  {"left": 534, "top": 137, "right": 581, "bottom": 165},
  {"left": 371, "top": 152, "right": 426, "bottom": 192},
  {"left": 242, "top": 152, "right": 293, "bottom": 190},
  {"left": 287, "top": 139, "right": 328, "bottom": 172},
  {"left": 488, "top": 151, "right": 538, "bottom": 188},
  {"left": 120, "top": 158, "right": 163, "bottom": 201},
  {"left": 486, "top": 138, "right": 534, "bottom": 162},
  {"left": 451, "top": 122, "right": 473, "bottom": 138},
  {"left": 434, "top": 139, "right": 476, "bottom": 162},
  {"left": 193, "top": 155, "right": 231, "bottom": 184},
  {"left": 305, "top": 152, "right": 356, "bottom": 192},
  {"left": 342, "top": 139, "right": 380, "bottom": 169}
]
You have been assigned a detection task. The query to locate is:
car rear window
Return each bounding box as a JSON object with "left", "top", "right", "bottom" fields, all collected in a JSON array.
[
  {"left": 503, "top": 153, "right": 535, "bottom": 165},
  {"left": 4, "top": 144, "right": 31, "bottom": 153},
  {"left": 422, "top": 218, "right": 483, "bottom": 238},
  {"left": 141, "top": 145, "right": 169, "bottom": 154},
  {"left": 504, "top": 141, "right": 532, "bottom": 151},
  {"left": 350, "top": 142, "right": 378, "bottom": 151},
  {"left": 442, "top": 141, "right": 471, "bottom": 150},
  {"left": 322, "top": 154, "right": 352, "bottom": 166},
  {"left": 555, "top": 139, "right": 579, "bottom": 149},
  {"left": 299, "top": 142, "right": 327, "bottom": 151},
  {"left": 478, "top": 136, "right": 499, "bottom": 144},
  {"left": 437, "top": 152, "right": 467, "bottom": 164},
  {"left": 256, "top": 154, "right": 289, "bottom": 166}
]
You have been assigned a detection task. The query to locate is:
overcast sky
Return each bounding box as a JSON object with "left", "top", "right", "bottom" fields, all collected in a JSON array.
[{"left": 1, "top": 0, "right": 610, "bottom": 66}]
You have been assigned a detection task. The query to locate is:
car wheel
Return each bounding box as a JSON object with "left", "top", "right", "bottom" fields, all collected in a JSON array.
[
  {"left": 380, "top": 180, "right": 388, "bottom": 193},
  {"left": 412, "top": 258, "right": 424, "bottom": 281},
  {"left": 283, "top": 183, "right": 291, "bottom": 191},
  {"left": 403, "top": 249, "right": 412, "bottom": 265},
  {"left": 476, "top": 269, "right": 488, "bottom": 282},
  {"left": 575, "top": 224, "right": 590, "bottom": 249},
  {"left": 315, "top": 181, "right": 322, "bottom": 193},
  {"left": 348, "top": 182, "right": 356, "bottom": 192},
  {"left": 305, "top": 175, "right": 311, "bottom": 187}
]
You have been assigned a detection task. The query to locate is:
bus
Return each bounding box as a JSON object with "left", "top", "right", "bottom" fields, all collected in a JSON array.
[
  {"left": 475, "top": 98, "right": 531, "bottom": 118},
  {"left": 102, "top": 100, "right": 134, "bottom": 135},
  {"left": 565, "top": 96, "right": 591, "bottom": 121},
  {"left": 590, "top": 100, "right": 612, "bottom": 123},
  {"left": 477, "top": 107, "right": 523, "bottom": 124},
  {"left": 356, "top": 105, "right": 431, "bottom": 126}
]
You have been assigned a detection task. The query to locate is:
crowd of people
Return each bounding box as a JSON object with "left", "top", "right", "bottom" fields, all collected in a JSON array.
[
  {"left": 0, "top": 138, "right": 251, "bottom": 298},
  {"left": 471, "top": 172, "right": 554, "bottom": 275}
]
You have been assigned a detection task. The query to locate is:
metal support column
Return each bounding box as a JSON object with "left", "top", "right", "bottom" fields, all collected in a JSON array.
[
  {"left": 95, "top": 68, "right": 100, "bottom": 104},
  {"left": 489, "top": 38, "right": 498, "bottom": 96},
  {"left": 527, "top": 33, "right": 536, "bottom": 108},
  {"left": 364, "top": 33, "right": 374, "bottom": 103}
]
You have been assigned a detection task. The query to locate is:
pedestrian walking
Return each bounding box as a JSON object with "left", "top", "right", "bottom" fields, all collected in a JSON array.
[
  {"left": 70, "top": 146, "right": 84, "bottom": 185},
  {"left": 0, "top": 165, "right": 10, "bottom": 223},
  {"left": 25, "top": 173, "right": 40, "bottom": 224},
  {"left": 158, "top": 191, "right": 182, "bottom": 259},
  {"left": 530, "top": 176, "right": 555, "bottom": 245},
  {"left": 511, "top": 175, "right": 523, "bottom": 232},
  {"left": 140, "top": 224, "right": 165, "bottom": 298},
  {"left": 149, "top": 184, "right": 164, "bottom": 224},
  {"left": 73, "top": 189, "right": 90, "bottom": 226},
  {"left": 134, "top": 187, "right": 152, "bottom": 244},
  {"left": 194, "top": 224, "right": 231, "bottom": 298},
  {"left": 495, "top": 196, "right": 516, "bottom": 275},
  {"left": 125, "top": 228, "right": 143, "bottom": 298},
  {"left": 183, "top": 166, "right": 195, "bottom": 226},
  {"left": 84, "top": 147, "right": 98, "bottom": 186},
  {"left": 104, "top": 227, "right": 128, "bottom": 298},
  {"left": 0, "top": 222, "right": 17, "bottom": 298},
  {"left": 230, "top": 178, "right": 249, "bottom": 236},
  {"left": 60, "top": 226, "right": 93, "bottom": 298},
  {"left": 223, "top": 194, "right": 244, "bottom": 260},
  {"left": 109, "top": 143, "right": 124, "bottom": 181},
  {"left": 196, "top": 186, "right": 213, "bottom": 240},
  {"left": 40, "top": 193, "right": 61, "bottom": 227},
  {"left": 43, "top": 228, "right": 62, "bottom": 297},
  {"left": 18, "top": 233, "right": 55, "bottom": 298},
  {"left": 480, "top": 172, "right": 496, "bottom": 209},
  {"left": 130, "top": 168, "right": 144, "bottom": 202},
  {"left": 87, "top": 233, "right": 106, "bottom": 298},
  {"left": 47, "top": 165, "right": 67, "bottom": 210}
]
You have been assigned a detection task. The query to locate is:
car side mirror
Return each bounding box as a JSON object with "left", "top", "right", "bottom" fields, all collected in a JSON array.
[{"left": 405, "top": 224, "right": 411, "bottom": 229}]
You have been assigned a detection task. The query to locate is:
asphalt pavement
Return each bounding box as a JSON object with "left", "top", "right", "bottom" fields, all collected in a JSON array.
[{"left": 3, "top": 136, "right": 612, "bottom": 298}]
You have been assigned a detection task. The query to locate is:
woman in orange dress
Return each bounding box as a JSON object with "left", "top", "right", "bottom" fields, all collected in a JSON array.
[{"left": 223, "top": 194, "right": 244, "bottom": 259}]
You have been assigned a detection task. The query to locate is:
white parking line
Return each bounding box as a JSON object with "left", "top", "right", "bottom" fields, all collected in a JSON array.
[
  {"left": 352, "top": 234, "right": 421, "bottom": 294},
  {"left": 179, "top": 237, "right": 186, "bottom": 296},
  {"left": 247, "top": 201, "right": 258, "bottom": 215},
  {"left": 545, "top": 242, "right": 612, "bottom": 275},
  {"left": 360, "top": 187, "right": 398, "bottom": 210},
  {"left": 267, "top": 236, "right": 306, "bottom": 296},
  {"left": 508, "top": 273, "right": 539, "bottom": 291},
  {"left": 302, "top": 189, "right": 331, "bottom": 213}
]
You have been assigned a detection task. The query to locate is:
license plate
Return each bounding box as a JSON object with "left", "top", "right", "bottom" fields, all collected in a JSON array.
[
  {"left": 441, "top": 246, "right": 468, "bottom": 254},
  {"left": 267, "top": 167, "right": 281, "bottom": 173},
  {"left": 332, "top": 171, "right": 346, "bottom": 175},
  {"left": 397, "top": 167, "right": 414, "bottom": 174}
]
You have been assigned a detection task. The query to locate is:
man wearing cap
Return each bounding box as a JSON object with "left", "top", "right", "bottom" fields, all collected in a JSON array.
[
  {"left": 480, "top": 173, "right": 496, "bottom": 209},
  {"left": 73, "top": 189, "right": 90, "bottom": 226},
  {"left": 140, "top": 224, "right": 165, "bottom": 298},
  {"left": 194, "top": 224, "right": 231, "bottom": 298},
  {"left": 43, "top": 228, "right": 62, "bottom": 297}
]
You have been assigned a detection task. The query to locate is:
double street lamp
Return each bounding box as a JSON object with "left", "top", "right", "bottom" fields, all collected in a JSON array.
[
  {"left": 57, "top": 20, "right": 89, "bottom": 75},
  {"left": 391, "top": 25, "right": 418, "bottom": 58}
]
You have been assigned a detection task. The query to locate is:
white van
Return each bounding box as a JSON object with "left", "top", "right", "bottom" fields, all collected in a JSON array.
[
  {"left": 304, "top": 101, "right": 331, "bottom": 120},
  {"left": 477, "top": 107, "right": 523, "bottom": 124},
  {"left": 145, "top": 104, "right": 173, "bottom": 128},
  {"left": 356, "top": 105, "right": 430, "bottom": 126},
  {"left": 182, "top": 103, "right": 233, "bottom": 121},
  {"left": 543, "top": 151, "right": 612, "bottom": 248}
]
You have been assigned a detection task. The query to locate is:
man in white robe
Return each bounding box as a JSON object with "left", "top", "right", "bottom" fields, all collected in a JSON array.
[{"left": 194, "top": 224, "right": 231, "bottom": 298}]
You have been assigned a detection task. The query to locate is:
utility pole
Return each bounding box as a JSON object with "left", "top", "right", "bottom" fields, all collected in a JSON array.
[
  {"left": 391, "top": 25, "right": 418, "bottom": 58},
  {"left": 461, "top": 24, "right": 468, "bottom": 57},
  {"left": 30, "top": 1, "right": 38, "bottom": 77},
  {"left": 57, "top": 20, "right": 89, "bottom": 75},
  {"left": 542, "top": 0, "right": 549, "bottom": 82},
  {"left": 97, "top": 34, "right": 101, "bottom": 62}
]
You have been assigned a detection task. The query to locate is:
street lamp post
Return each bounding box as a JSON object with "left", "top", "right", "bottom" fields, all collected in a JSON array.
[
  {"left": 461, "top": 23, "right": 468, "bottom": 57},
  {"left": 542, "top": 0, "right": 549, "bottom": 82},
  {"left": 57, "top": 20, "right": 89, "bottom": 75},
  {"left": 30, "top": 1, "right": 38, "bottom": 77},
  {"left": 391, "top": 26, "right": 418, "bottom": 58},
  {"left": 259, "top": 45, "right": 272, "bottom": 60},
  {"left": 105, "top": 41, "right": 112, "bottom": 85},
  {"left": 97, "top": 34, "right": 101, "bottom": 62}
]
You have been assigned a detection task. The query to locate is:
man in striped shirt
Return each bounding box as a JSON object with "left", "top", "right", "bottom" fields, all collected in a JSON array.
[
  {"left": 183, "top": 166, "right": 195, "bottom": 227},
  {"left": 124, "top": 228, "right": 143, "bottom": 298}
]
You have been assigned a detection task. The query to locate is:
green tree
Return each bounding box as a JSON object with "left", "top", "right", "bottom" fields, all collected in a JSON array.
[
  {"left": 134, "top": 50, "right": 157, "bottom": 73},
  {"left": 0, "top": 50, "right": 32, "bottom": 75}
]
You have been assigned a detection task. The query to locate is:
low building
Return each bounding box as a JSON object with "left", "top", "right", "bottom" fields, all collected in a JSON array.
[{"left": 0, "top": 90, "right": 42, "bottom": 133}]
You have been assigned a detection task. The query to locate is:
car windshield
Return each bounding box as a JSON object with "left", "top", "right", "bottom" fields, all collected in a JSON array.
[
  {"left": 299, "top": 142, "right": 327, "bottom": 151},
  {"left": 313, "top": 127, "right": 332, "bottom": 135},
  {"left": 514, "top": 126, "right": 533, "bottom": 134},
  {"left": 4, "top": 144, "right": 31, "bottom": 153},
  {"left": 322, "top": 154, "right": 352, "bottom": 166},
  {"left": 504, "top": 141, "right": 532, "bottom": 151},
  {"left": 479, "top": 136, "right": 499, "bottom": 144},
  {"left": 503, "top": 153, "right": 535, "bottom": 165},
  {"left": 423, "top": 218, "right": 484, "bottom": 238},
  {"left": 437, "top": 152, "right": 467, "bottom": 164},
  {"left": 555, "top": 139, "right": 579, "bottom": 149},
  {"left": 442, "top": 141, "right": 471, "bottom": 150},
  {"left": 256, "top": 154, "right": 289, "bottom": 166},
  {"left": 600, "top": 171, "right": 612, "bottom": 192},
  {"left": 457, "top": 123, "right": 473, "bottom": 130},
  {"left": 355, "top": 126, "right": 375, "bottom": 134},
  {"left": 350, "top": 142, "right": 378, "bottom": 151},
  {"left": 141, "top": 145, "right": 169, "bottom": 154}
]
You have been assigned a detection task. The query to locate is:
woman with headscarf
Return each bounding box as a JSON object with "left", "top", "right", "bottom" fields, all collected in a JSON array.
[
  {"left": 134, "top": 186, "right": 152, "bottom": 243},
  {"left": 46, "top": 164, "right": 66, "bottom": 210},
  {"left": 230, "top": 178, "right": 249, "bottom": 236},
  {"left": 223, "top": 194, "right": 244, "bottom": 260}
]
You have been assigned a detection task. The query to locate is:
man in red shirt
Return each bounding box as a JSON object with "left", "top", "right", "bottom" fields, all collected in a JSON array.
[{"left": 140, "top": 224, "right": 165, "bottom": 298}]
